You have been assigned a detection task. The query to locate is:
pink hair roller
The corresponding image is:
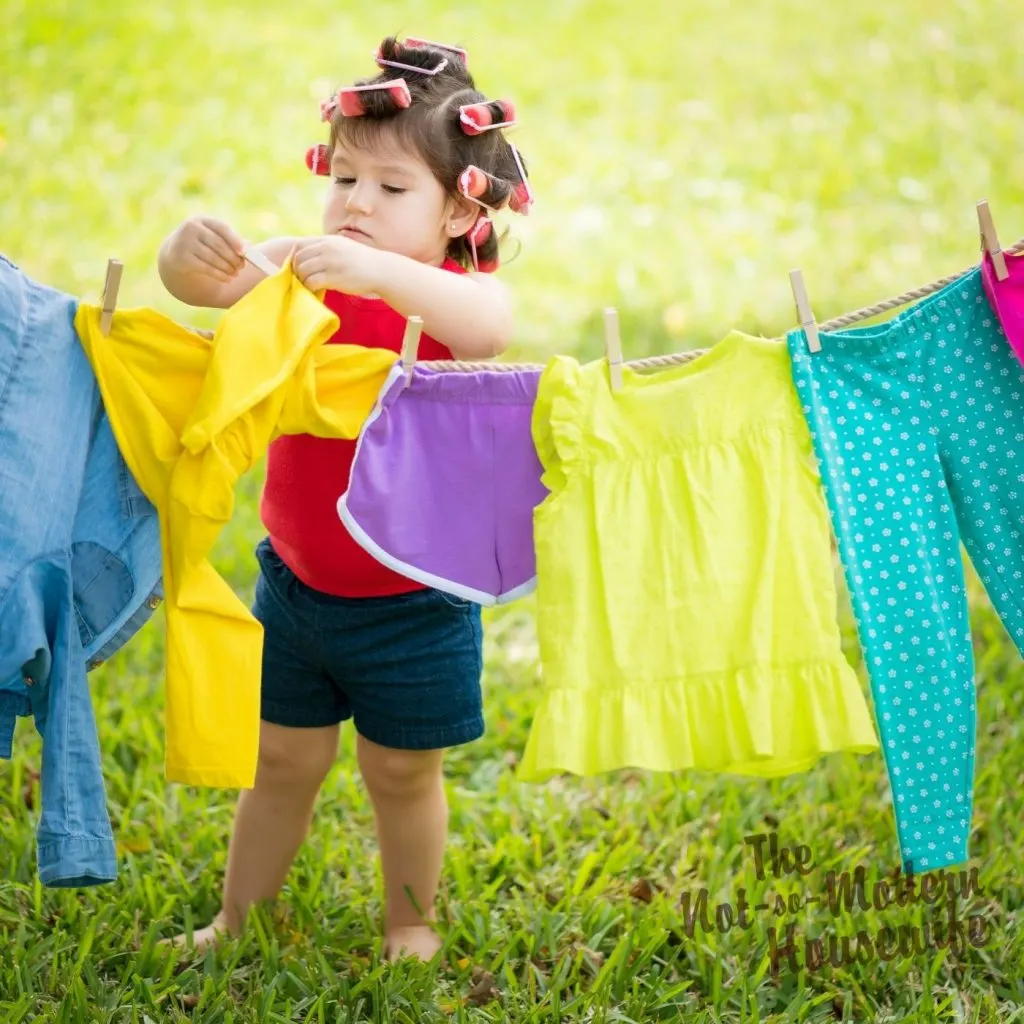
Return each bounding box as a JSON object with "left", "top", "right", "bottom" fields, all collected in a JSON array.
[
  {"left": 319, "top": 96, "right": 339, "bottom": 122},
  {"left": 457, "top": 165, "right": 511, "bottom": 214},
  {"left": 467, "top": 215, "right": 498, "bottom": 273},
  {"left": 507, "top": 144, "right": 534, "bottom": 215},
  {"left": 336, "top": 79, "right": 412, "bottom": 117},
  {"left": 458, "top": 165, "right": 491, "bottom": 201},
  {"left": 404, "top": 36, "right": 468, "bottom": 66},
  {"left": 375, "top": 42, "right": 449, "bottom": 76},
  {"left": 458, "top": 100, "right": 517, "bottom": 135},
  {"left": 305, "top": 144, "right": 330, "bottom": 176}
]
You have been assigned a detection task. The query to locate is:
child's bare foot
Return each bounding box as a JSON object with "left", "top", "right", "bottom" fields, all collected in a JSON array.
[
  {"left": 160, "top": 912, "right": 235, "bottom": 954},
  {"left": 383, "top": 925, "right": 442, "bottom": 962}
]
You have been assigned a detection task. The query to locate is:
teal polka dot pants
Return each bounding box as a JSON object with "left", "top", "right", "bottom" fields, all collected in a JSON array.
[{"left": 788, "top": 267, "right": 1024, "bottom": 873}]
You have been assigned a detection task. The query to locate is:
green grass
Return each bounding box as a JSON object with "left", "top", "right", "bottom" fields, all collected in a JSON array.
[{"left": 2, "top": 0, "right": 1024, "bottom": 1019}]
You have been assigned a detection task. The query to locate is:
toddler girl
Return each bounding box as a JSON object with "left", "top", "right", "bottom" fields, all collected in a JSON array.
[{"left": 156, "top": 35, "right": 531, "bottom": 961}]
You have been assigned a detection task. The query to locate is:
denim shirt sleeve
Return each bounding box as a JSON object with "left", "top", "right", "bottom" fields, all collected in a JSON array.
[{"left": 0, "top": 561, "right": 118, "bottom": 886}]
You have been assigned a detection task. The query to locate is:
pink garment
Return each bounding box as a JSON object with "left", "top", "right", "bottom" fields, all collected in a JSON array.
[{"left": 981, "top": 250, "right": 1024, "bottom": 367}]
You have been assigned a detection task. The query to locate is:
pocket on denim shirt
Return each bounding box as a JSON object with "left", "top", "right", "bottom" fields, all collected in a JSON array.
[{"left": 71, "top": 541, "right": 134, "bottom": 646}]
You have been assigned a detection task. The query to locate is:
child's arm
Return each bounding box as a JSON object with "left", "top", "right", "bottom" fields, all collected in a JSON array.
[
  {"left": 293, "top": 238, "right": 514, "bottom": 359},
  {"left": 157, "top": 216, "right": 306, "bottom": 309}
]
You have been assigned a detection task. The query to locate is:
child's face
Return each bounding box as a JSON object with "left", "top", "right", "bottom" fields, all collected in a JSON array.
[{"left": 323, "top": 135, "right": 453, "bottom": 265}]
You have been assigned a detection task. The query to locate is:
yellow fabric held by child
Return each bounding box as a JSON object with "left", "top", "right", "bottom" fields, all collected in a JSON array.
[
  {"left": 75, "top": 263, "right": 396, "bottom": 788},
  {"left": 520, "top": 331, "right": 880, "bottom": 783}
]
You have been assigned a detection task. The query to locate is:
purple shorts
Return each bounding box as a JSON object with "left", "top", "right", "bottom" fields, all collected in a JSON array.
[{"left": 338, "top": 363, "right": 547, "bottom": 606}]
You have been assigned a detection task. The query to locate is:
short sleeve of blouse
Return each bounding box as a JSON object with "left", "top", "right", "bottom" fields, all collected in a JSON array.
[{"left": 531, "top": 355, "right": 585, "bottom": 495}]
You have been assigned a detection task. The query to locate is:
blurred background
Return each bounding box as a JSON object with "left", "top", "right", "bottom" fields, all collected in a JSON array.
[{"left": 2, "top": 1, "right": 1023, "bottom": 1019}]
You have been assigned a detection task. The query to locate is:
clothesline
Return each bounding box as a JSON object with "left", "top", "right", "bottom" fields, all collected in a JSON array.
[{"left": 419, "top": 236, "right": 1024, "bottom": 372}]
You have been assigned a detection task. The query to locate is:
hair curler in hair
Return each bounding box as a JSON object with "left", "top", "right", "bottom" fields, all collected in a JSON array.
[
  {"left": 335, "top": 79, "right": 412, "bottom": 117},
  {"left": 458, "top": 100, "right": 517, "bottom": 135},
  {"left": 506, "top": 144, "right": 534, "bottom": 215},
  {"left": 305, "top": 143, "right": 330, "bottom": 176},
  {"left": 375, "top": 41, "right": 449, "bottom": 76},
  {"left": 466, "top": 214, "right": 498, "bottom": 273},
  {"left": 458, "top": 165, "right": 510, "bottom": 212},
  {"left": 403, "top": 36, "right": 468, "bottom": 66},
  {"left": 319, "top": 95, "right": 339, "bottom": 122}
]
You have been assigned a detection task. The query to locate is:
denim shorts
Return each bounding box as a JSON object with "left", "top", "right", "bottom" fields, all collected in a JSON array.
[{"left": 252, "top": 537, "right": 484, "bottom": 749}]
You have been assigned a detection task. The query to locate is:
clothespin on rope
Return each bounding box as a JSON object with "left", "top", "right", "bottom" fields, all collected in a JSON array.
[
  {"left": 100, "top": 259, "right": 123, "bottom": 336},
  {"left": 977, "top": 200, "right": 1008, "bottom": 281},
  {"left": 604, "top": 307, "right": 623, "bottom": 391},
  {"left": 400, "top": 315, "right": 423, "bottom": 387},
  {"left": 789, "top": 269, "right": 821, "bottom": 354}
]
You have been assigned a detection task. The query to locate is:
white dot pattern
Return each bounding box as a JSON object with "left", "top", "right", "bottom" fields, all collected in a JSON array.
[{"left": 786, "top": 268, "right": 1024, "bottom": 873}]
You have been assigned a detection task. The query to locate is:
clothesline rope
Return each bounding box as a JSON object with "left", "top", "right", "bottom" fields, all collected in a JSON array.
[{"left": 419, "top": 237, "right": 1024, "bottom": 372}]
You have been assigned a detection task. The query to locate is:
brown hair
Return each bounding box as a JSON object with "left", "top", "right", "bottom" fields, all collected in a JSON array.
[{"left": 326, "top": 36, "right": 529, "bottom": 271}]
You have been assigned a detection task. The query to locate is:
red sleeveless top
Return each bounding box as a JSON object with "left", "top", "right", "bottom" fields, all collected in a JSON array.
[{"left": 261, "top": 259, "right": 464, "bottom": 596}]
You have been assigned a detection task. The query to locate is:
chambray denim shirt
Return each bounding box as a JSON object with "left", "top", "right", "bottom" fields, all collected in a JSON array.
[{"left": 0, "top": 254, "right": 163, "bottom": 886}]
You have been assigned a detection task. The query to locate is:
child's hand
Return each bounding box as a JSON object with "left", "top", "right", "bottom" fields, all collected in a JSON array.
[
  {"left": 291, "top": 237, "right": 387, "bottom": 296},
  {"left": 164, "top": 216, "right": 247, "bottom": 284}
]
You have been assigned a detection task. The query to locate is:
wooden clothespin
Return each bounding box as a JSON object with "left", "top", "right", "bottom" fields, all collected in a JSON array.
[
  {"left": 789, "top": 269, "right": 821, "bottom": 354},
  {"left": 977, "top": 200, "right": 1008, "bottom": 281},
  {"left": 243, "top": 245, "right": 280, "bottom": 278},
  {"left": 99, "top": 259, "right": 123, "bottom": 336},
  {"left": 400, "top": 315, "right": 423, "bottom": 387},
  {"left": 604, "top": 307, "right": 623, "bottom": 391}
]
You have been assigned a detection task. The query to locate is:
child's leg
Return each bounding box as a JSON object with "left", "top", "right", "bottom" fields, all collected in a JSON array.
[
  {"left": 357, "top": 736, "right": 447, "bottom": 960},
  {"left": 220, "top": 721, "right": 340, "bottom": 928},
  {"left": 341, "top": 586, "right": 484, "bottom": 961},
  {"left": 170, "top": 720, "right": 338, "bottom": 951},
  {"left": 169, "top": 537, "right": 348, "bottom": 951}
]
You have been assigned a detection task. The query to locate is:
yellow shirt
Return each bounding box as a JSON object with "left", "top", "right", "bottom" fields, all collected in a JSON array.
[
  {"left": 519, "top": 331, "right": 880, "bottom": 782},
  {"left": 75, "top": 264, "right": 396, "bottom": 787}
]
